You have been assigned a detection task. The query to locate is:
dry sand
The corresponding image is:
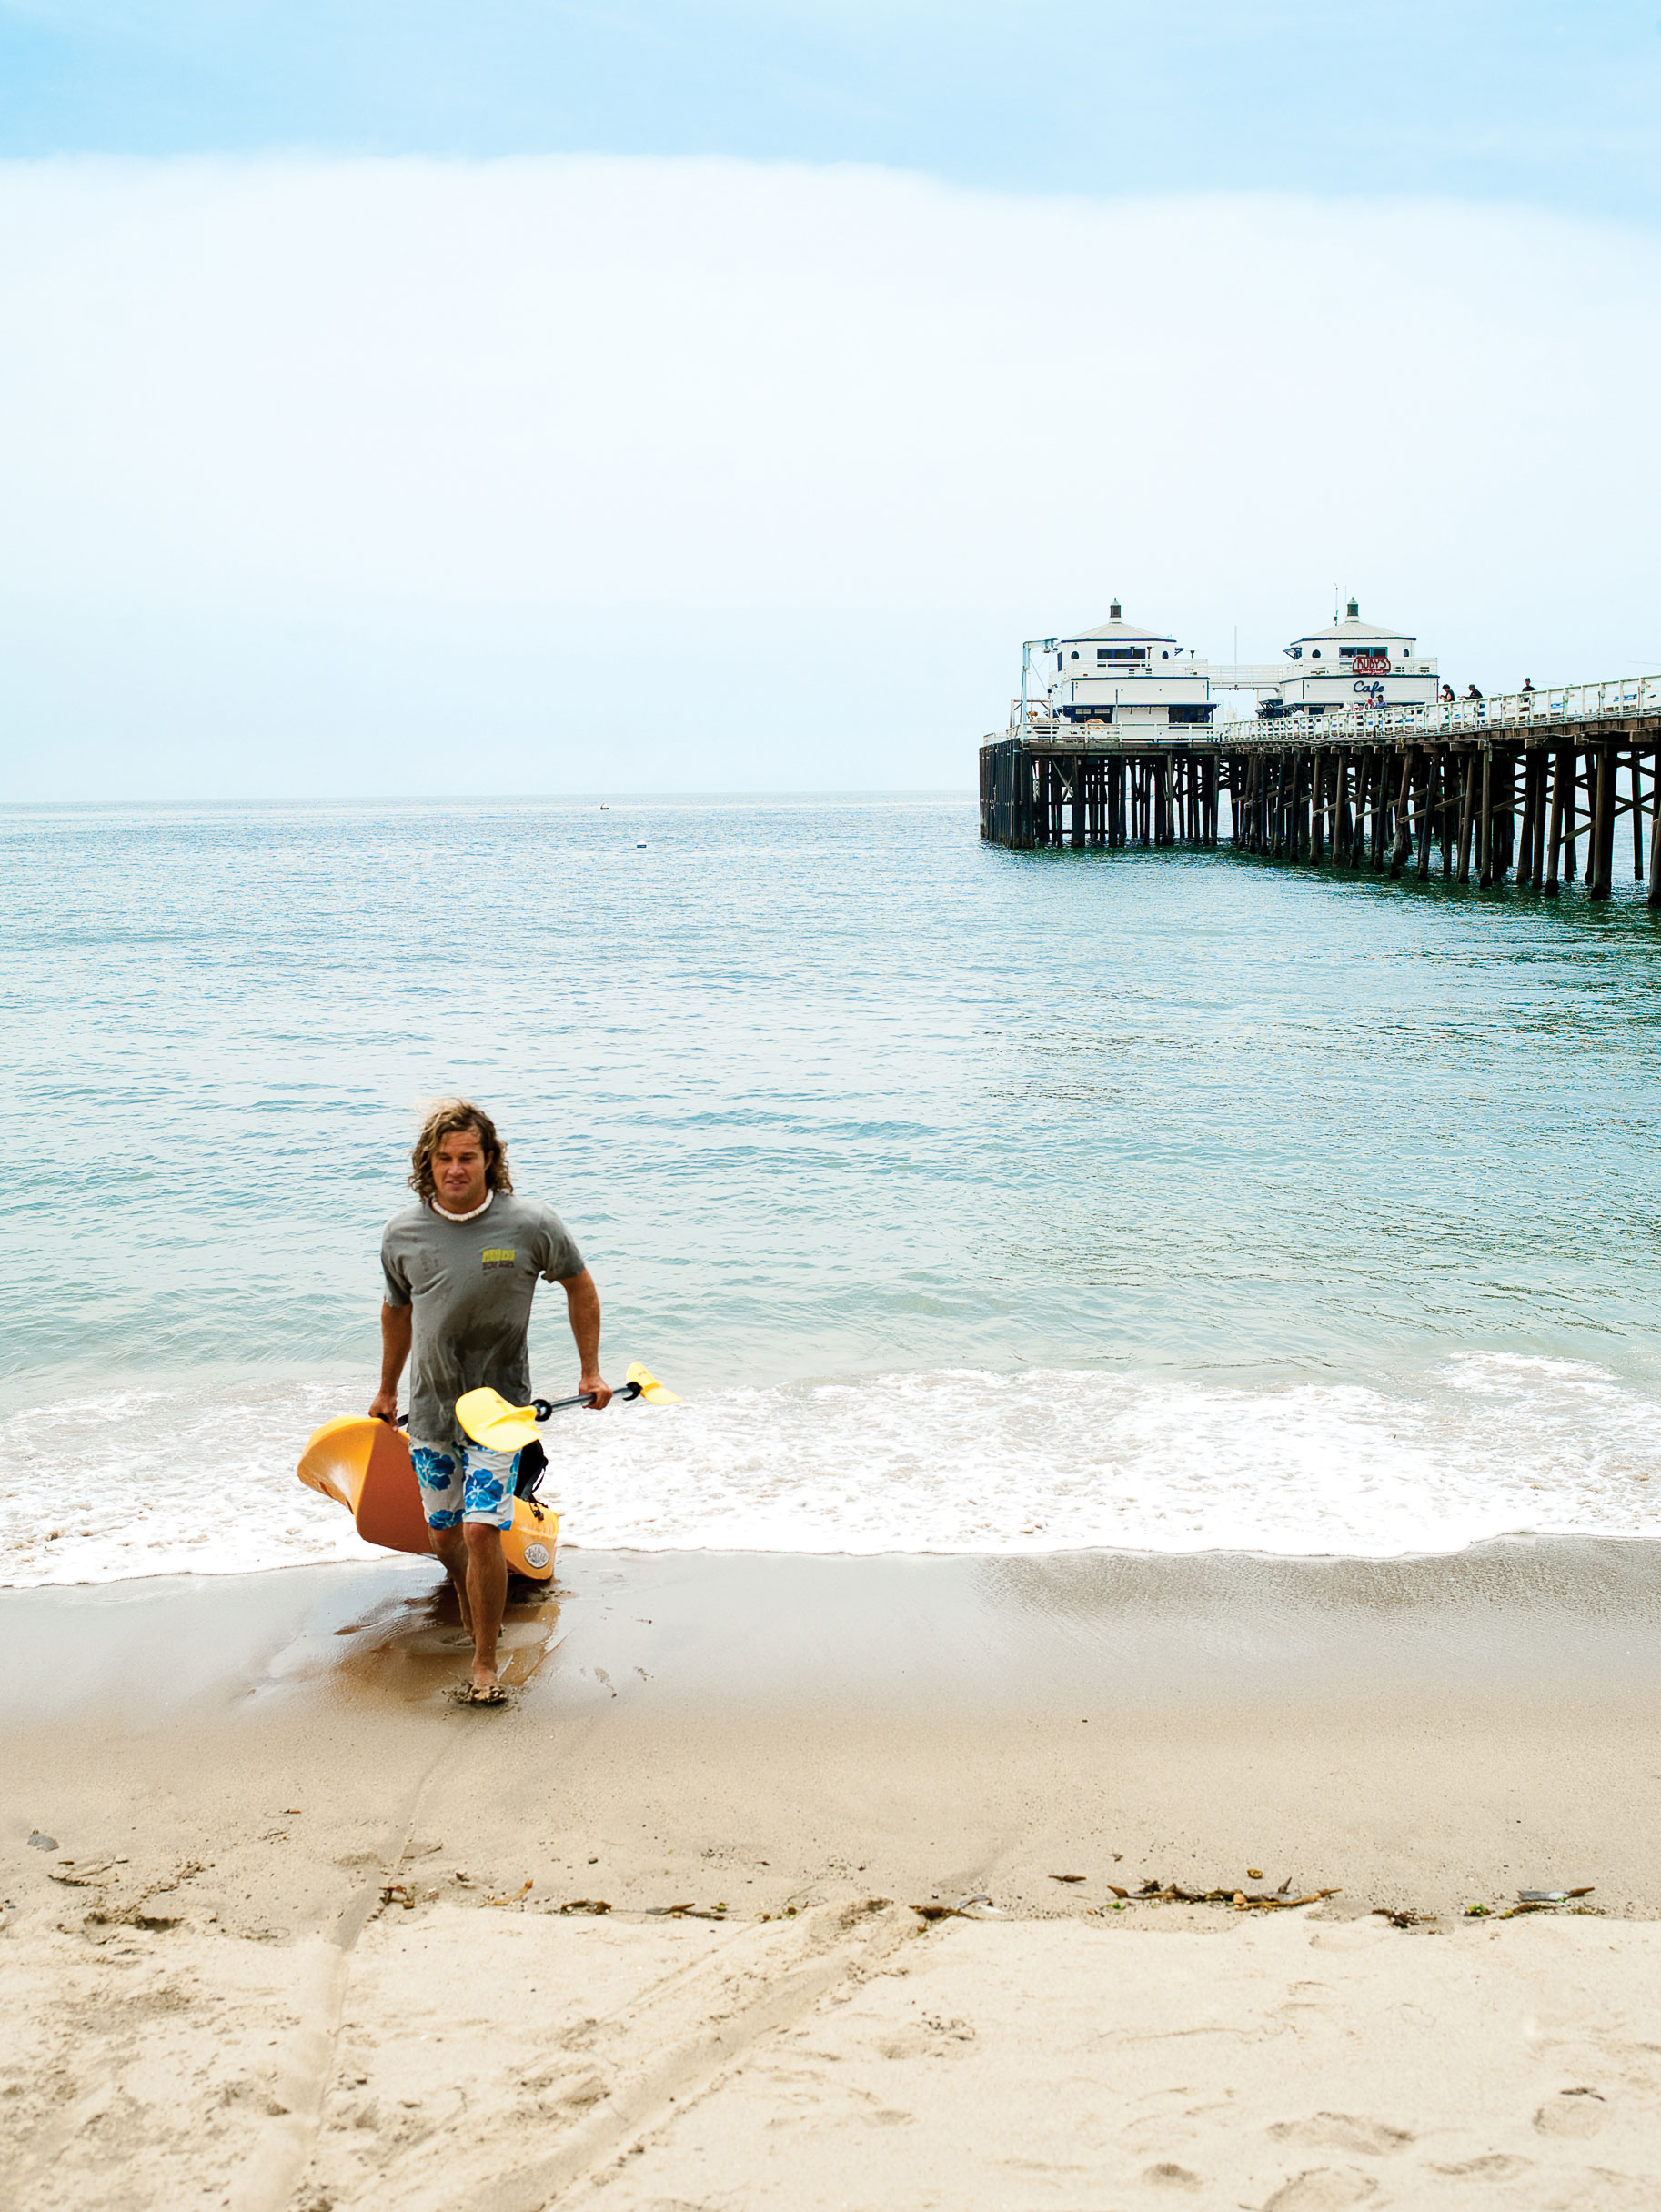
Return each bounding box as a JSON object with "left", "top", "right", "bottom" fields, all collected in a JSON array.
[{"left": 4, "top": 1541, "right": 1661, "bottom": 2209}]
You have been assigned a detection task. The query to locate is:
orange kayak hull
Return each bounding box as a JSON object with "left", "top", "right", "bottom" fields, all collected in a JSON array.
[{"left": 297, "top": 1416, "right": 558, "bottom": 1579}]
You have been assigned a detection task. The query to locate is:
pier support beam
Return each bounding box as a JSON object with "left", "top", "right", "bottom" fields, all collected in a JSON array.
[
  {"left": 1589, "top": 745, "right": 1616, "bottom": 900},
  {"left": 1391, "top": 749, "right": 1412, "bottom": 878},
  {"left": 1417, "top": 751, "right": 1437, "bottom": 882},
  {"left": 1544, "top": 749, "right": 1567, "bottom": 896},
  {"left": 1477, "top": 749, "right": 1495, "bottom": 888}
]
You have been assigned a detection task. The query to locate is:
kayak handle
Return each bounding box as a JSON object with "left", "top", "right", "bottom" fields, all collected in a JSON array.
[{"left": 531, "top": 1380, "right": 642, "bottom": 1420}]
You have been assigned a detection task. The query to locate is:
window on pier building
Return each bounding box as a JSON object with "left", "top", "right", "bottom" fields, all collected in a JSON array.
[{"left": 1097, "top": 647, "right": 1146, "bottom": 661}]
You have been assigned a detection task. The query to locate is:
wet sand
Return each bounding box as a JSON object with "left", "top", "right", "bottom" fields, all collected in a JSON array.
[{"left": 5, "top": 1540, "right": 1661, "bottom": 2208}]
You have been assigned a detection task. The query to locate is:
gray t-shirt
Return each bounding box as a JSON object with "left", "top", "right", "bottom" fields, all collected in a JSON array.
[{"left": 380, "top": 1191, "right": 585, "bottom": 1446}]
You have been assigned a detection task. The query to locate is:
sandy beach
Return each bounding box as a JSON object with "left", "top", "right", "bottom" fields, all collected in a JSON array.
[{"left": 5, "top": 1539, "right": 1661, "bottom": 2208}]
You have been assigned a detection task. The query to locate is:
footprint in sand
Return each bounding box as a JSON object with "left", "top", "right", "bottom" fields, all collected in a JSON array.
[
  {"left": 1533, "top": 2088, "right": 1606, "bottom": 2138},
  {"left": 1262, "top": 2172, "right": 1378, "bottom": 2211},
  {"left": 1141, "top": 2161, "right": 1203, "bottom": 2191},
  {"left": 1268, "top": 2114, "right": 1413, "bottom": 2157}
]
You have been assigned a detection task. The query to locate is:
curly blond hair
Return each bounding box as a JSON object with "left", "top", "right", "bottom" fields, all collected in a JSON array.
[{"left": 408, "top": 1099, "right": 513, "bottom": 1203}]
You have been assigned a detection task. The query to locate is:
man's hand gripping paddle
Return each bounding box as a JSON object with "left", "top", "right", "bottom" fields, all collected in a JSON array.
[{"left": 534, "top": 1361, "right": 680, "bottom": 1418}]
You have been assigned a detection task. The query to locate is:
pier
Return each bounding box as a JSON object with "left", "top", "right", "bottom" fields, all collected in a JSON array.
[{"left": 979, "top": 677, "right": 1661, "bottom": 904}]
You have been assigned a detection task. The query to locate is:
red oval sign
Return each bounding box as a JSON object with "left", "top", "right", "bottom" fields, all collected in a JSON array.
[{"left": 1351, "top": 654, "right": 1391, "bottom": 676}]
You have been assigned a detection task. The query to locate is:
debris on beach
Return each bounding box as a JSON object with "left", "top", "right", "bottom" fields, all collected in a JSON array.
[
  {"left": 1465, "top": 1888, "right": 1596, "bottom": 1919},
  {"left": 487, "top": 1880, "right": 533, "bottom": 1907},
  {"left": 559, "top": 1898, "right": 611, "bottom": 1915},
  {"left": 912, "top": 1893, "right": 995, "bottom": 1925},
  {"left": 26, "top": 1832, "right": 56, "bottom": 1852},
  {"left": 1049, "top": 1874, "right": 1086, "bottom": 1884},
  {"left": 1124, "top": 1881, "right": 1339, "bottom": 1912}
]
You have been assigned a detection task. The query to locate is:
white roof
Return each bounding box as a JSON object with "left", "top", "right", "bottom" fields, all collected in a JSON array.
[
  {"left": 1289, "top": 608, "right": 1414, "bottom": 648},
  {"left": 1061, "top": 615, "right": 1178, "bottom": 645}
]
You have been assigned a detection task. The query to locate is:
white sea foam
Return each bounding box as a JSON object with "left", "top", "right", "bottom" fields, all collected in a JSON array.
[{"left": 5, "top": 1354, "right": 1660, "bottom": 1589}]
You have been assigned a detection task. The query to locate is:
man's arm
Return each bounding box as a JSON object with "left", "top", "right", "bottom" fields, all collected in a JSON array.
[
  {"left": 368, "top": 1302, "right": 412, "bottom": 1423},
  {"left": 560, "top": 1269, "right": 612, "bottom": 1409}
]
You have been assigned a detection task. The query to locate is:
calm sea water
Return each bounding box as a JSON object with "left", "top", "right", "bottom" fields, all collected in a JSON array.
[{"left": 6, "top": 795, "right": 1661, "bottom": 1585}]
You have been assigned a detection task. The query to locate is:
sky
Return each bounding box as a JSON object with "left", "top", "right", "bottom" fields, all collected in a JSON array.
[{"left": 3, "top": 2, "right": 1658, "bottom": 798}]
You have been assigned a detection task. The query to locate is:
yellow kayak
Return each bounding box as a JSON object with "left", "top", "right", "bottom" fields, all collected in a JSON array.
[{"left": 297, "top": 1417, "right": 558, "bottom": 1580}]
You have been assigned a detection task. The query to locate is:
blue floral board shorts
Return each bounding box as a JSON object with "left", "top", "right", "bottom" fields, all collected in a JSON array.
[{"left": 409, "top": 1440, "right": 520, "bottom": 1531}]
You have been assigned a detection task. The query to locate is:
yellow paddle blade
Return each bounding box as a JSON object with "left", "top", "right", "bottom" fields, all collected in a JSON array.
[
  {"left": 456, "top": 1388, "right": 542, "bottom": 1449},
  {"left": 626, "top": 1361, "right": 681, "bottom": 1406}
]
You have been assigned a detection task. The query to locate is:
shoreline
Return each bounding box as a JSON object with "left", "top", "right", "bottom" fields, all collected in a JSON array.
[
  {"left": 9, "top": 1538, "right": 1661, "bottom": 2207},
  {"left": 10, "top": 1513, "right": 1661, "bottom": 1590},
  {"left": 7, "top": 1537, "right": 1661, "bottom": 1901}
]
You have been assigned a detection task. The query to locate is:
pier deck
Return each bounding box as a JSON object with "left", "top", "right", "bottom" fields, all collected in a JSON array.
[{"left": 979, "top": 678, "right": 1661, "bottom": 904}]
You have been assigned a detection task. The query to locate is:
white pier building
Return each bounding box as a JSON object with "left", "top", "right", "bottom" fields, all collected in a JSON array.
[
  {"left": 1023, "top": 601, "right": 1214, "bottom": 733},
  {"left": 1017, "top": 597, "right": 1439, "bottom": 734},
  {"left": 1271, "top": 599, "right": 1439, "bottom": 716}
]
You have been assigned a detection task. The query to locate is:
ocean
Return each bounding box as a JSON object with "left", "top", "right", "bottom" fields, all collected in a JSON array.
[{"left": 6, "top": 793, "right": 1661, "bottom": 1587}]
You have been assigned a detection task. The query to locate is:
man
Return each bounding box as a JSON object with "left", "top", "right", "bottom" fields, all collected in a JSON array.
[{"left": 370, "top": 1100, "right": 609, "bottom": 1703}]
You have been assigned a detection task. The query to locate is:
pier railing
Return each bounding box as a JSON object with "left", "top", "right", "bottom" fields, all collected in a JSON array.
[
  {"left": 1007, "top": 675, "right": 1661, "bottom": 747},
  {"left": 1215, "top": 675, "right": 1661, "bottom": 745}
]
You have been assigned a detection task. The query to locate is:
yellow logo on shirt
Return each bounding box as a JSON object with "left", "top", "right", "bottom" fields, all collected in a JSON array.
[{"left": 481, "top": 1247, "right": 516, "bottom": 1269}]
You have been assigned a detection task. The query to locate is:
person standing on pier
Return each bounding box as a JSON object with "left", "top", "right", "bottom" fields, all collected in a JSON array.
[{"left": 370, "top": 1100, "right": 611, "bottom": 1703}]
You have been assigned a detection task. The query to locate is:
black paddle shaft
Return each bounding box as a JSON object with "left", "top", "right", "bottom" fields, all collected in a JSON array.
[
  {"left": 532, "top": 1380, "right": 642, "bottom": 1418},
  {"left": 395, "top": 1379, "right": 642, "bottom": 1425}
]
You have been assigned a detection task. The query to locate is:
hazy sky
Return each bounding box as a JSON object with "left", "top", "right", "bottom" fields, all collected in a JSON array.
[{"left": 3, "top": 3, "right": 1657, "bottom": 799}]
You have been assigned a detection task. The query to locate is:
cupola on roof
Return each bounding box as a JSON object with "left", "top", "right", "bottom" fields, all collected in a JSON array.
[
  {"left": 1061, "top": 598, "right": 1179, "bottom": 645},
  {"left": 1288, "top": 597, "right": 1414, "bottom": 649}
]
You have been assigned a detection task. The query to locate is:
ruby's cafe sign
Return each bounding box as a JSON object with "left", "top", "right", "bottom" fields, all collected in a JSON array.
[{"left": 1350, "top": 653, "right": 1391, "bottom": 676}]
